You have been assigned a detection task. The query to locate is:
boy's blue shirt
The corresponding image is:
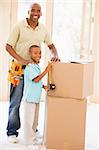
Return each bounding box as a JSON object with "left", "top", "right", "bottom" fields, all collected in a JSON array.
[{"left": 23, "top": 63, "right": 42, "bottom": 103}]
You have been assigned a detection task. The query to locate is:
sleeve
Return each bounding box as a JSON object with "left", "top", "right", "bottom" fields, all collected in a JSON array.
[
  {"left": 44, "top": 29, "right": 53, "bottom": 46},
  {"left": 28, "top": 65, "right": 40, "bottom": 81},
  {"left": 7, "top": 24, "right": 20, "bottom": 48}
]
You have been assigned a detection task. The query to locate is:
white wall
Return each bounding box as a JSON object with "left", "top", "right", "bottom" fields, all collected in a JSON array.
[
  {"left": 0, "top": 0, "right": 99, "bottom": 102},
  {"left": 92, "top": 0, "right": 99, "bottom": 102},
  {"left": 0, "top": 0, "right": 18, "bottom": 100}
]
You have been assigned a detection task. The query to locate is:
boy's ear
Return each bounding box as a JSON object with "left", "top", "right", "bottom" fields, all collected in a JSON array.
[{"left": 28, "top": 10, "right": 29, "bottom": 15}]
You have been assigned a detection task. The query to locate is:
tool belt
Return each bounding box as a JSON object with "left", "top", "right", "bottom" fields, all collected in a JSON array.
[{"left": 8, "top": 60, "right": 26, "bottom": 87}]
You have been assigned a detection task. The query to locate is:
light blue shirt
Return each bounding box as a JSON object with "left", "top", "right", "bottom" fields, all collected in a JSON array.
[{"left": 23, "top": 63, "right": 42, "bottom": 103}]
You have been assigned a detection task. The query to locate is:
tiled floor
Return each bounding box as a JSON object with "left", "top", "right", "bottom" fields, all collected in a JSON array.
[{"left": 0, "top": 101, "right": 99, "bottom": 150}]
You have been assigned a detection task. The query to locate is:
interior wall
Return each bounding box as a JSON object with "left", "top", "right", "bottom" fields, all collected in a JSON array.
[
  {"left": 45, "top": 0, "right": 53, "bottom": 62},
  {"left": 0, "top": 0, "right": 99, "bottom": 102},
  {"left": 0, "top": 0, "right": 18, "bottom": 101},
  {"left": 92, "top": 0, "right": 99, "bottom": 102}
]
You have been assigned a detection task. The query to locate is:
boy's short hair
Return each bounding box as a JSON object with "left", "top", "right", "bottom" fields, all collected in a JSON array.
[{"left": 29, "top": 45, "right": 40, "bottom": 52}]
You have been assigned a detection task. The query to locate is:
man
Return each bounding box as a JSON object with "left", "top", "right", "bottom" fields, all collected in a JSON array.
[{"left": 6, "top": 3, "right": 59, "bottom": 143}]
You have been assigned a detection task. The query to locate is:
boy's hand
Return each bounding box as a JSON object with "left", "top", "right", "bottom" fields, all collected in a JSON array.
[
  {"left": 43, "top": 85, "right": 50, "bottom": 91},
  {"left": 45, "top": 62, "right": 52, "bottom": 72}
]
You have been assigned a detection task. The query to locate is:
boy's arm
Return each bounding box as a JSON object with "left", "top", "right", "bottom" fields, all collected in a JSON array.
[{"left": 33, "top": 63, "right": 52, "bottom": 83}]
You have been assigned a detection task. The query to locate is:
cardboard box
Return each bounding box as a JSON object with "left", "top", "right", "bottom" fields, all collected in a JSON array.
[
  {"left": 48, "top": 62, "right": 94, "bottom": 99},
  {"left": 44, "top": 96, "right": 87, "bottom": 150}
]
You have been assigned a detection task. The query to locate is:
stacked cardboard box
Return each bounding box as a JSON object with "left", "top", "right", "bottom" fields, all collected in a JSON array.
[
  {"left": 48, "top": 62, "right": 94, "bottom": 99},
  {"left": 44, "top": 62, "right": 94, "bottom": 150}
]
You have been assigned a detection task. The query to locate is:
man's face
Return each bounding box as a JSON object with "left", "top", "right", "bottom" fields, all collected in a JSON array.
[{"left": 28, "top": 3, "right": 42, "bottom": 22}]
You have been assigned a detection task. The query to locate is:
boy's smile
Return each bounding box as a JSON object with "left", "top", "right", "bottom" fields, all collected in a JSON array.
[{"left": 29, "top": 47, "right": 41, "bottom": 63}]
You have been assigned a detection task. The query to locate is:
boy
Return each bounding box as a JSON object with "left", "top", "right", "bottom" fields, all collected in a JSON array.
[{"left": 22, "top": 45, "right": 52, "bottom": 145}]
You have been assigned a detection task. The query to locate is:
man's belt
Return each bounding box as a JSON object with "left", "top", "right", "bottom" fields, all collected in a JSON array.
[{"left": 22, "top": 65, "right": 26, "bottom": 69}]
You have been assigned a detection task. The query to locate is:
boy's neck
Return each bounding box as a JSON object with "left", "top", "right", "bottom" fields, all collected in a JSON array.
[{"left": 31, "top": 58, "right": 39, "bottom": 64}]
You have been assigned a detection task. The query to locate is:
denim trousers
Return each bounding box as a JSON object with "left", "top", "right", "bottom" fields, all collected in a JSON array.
[{"left": 7, "top": 78, "right": 24, "bottom": 137}]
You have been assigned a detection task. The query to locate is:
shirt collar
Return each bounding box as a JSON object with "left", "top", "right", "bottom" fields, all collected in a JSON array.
[{"left": 24, "top": 18, "right": 40, "bottom": 30}]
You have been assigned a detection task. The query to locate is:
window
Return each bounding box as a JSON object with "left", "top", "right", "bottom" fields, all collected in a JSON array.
[
  {"left": 80, "top": 0, "right": 95, "bottom": 60},
  {"left": 52, "top": 0, "right": 95, "bottom": 62}
]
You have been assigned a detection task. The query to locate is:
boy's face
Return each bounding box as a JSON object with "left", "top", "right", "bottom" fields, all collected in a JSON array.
[{"left": 29, "top": 47, "right": 41, "bottom": 63}]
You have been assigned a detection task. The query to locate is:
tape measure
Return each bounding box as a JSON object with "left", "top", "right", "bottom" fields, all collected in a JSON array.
[{"left": 48, "top": 64, "right": 56, "bottom": 90}]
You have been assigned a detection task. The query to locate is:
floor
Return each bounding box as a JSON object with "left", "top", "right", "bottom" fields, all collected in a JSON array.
[{"left": 0, "top": 101, "right": 99, "bottom": 150}]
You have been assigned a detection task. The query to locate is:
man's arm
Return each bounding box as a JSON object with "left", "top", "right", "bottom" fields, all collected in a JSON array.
[
  {"left": 48, "top": 43, "right": 60, "bottom": 61},
  {"left": 6, "top": 44, "right": 30, "bottom": 65}
]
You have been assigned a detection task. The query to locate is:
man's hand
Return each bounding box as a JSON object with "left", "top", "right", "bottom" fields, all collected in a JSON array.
[
  {"left": 51, "top": 57, "right": 60, "bottom": 62},
  {"left": 5, "top": 44, "right": 33, "bottom": 65},
  {"left": 48, "top": 44, "right": 60, "bottom": 62},
  {"left": 19, "top": 58, "right": 33, "bottom": 65}
]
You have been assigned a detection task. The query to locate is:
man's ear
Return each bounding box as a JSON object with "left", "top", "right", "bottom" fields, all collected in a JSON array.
[{"left": 40, "top": 10, "right": 42, "bottom": 16}]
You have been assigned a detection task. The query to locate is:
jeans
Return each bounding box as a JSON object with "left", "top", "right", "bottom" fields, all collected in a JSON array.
[{"left": 7, "top": 78, "right": 24, "bottom": 137}]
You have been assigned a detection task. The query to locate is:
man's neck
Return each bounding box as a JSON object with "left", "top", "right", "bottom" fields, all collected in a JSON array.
[{"left": 27, "top": 18, "right": 38, "bottom": 29}]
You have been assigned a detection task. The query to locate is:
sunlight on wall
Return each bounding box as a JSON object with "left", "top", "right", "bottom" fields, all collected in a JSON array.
[
  {"left": 52, "top": 0, "right": 95, "bottom": 62},
  {"left": 52, "top": 0, "right": 83, "bottom": 62}
]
